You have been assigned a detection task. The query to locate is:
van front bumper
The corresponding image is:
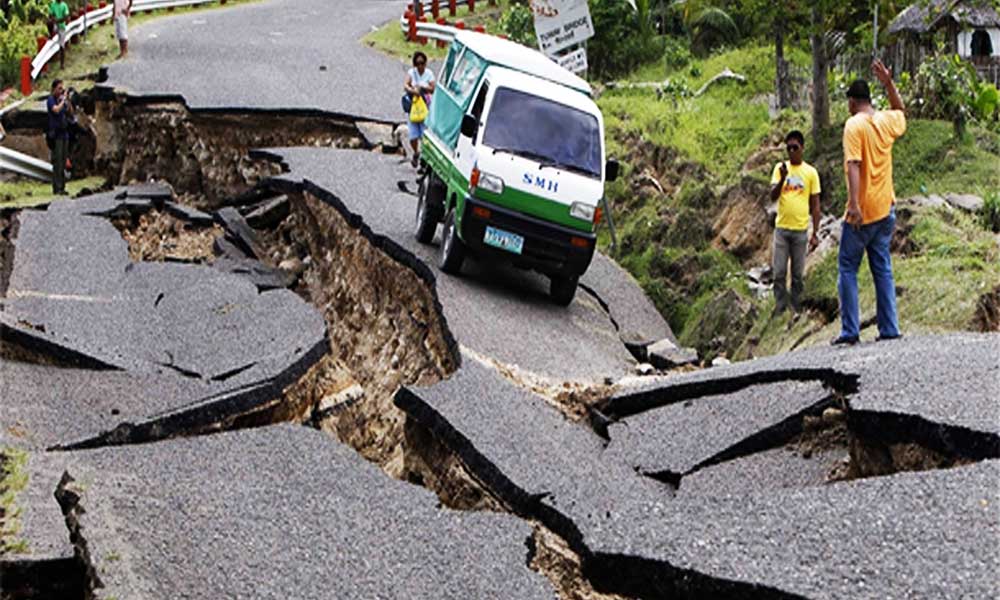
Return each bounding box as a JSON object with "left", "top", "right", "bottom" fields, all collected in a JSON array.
[{"left": 460, "top": 196, "right": 596, "bottom": 278}]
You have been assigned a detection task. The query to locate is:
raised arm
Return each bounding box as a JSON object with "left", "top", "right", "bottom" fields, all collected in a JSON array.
[
  {"left": 770, "top": 162, "right": 787, "bottom": 202},
  {"left": 872, "top": 60, "right": 904, "bottom": 113}
]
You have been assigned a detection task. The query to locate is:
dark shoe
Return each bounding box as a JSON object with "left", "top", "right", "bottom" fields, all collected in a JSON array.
[
  {"left": 830, "top": 335, "right": 859, "bottom": 346},
  {"left": 410, "top": 152, "right": 420, "bottom": 168},
  {"left": 875, "top": 334, "right": 903, "bottom": 342}
]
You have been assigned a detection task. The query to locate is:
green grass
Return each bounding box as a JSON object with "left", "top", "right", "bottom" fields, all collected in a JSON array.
[
  {"left": 597, "top": 40, "right": 1000, "bottom": 358},
  {"left": 16, "top": 0, "right": 258, "bottom": 102},
  {"left": 362, "top": 1, "right": 507, "bottom": 63},
  {"left": 0, "top": 175, "right": 106, "bottom": 209},
  {"left": 1, "top": 448, "right": 30, "bottom": 555},
  {"left": 735, "top": 205, "right": 1000, "bottom": 358}
]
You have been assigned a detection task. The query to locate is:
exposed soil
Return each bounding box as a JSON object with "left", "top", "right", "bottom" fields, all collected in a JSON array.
[
  {"left": 621, "top": 134, "right": 711, "bottom": 206},
  {"left": 89, "top": 96, "right": 365, "bottom": 207},
  {"left": 269, "top": 188, "right": 458, "bottom": 477},
  {"left": 973, "top": 284, "right": 1000, "bottom": 332},
  {"left": 531, "top": 525, "right": 630, "bottom": 600},
  {"left": 463, "top": 348, "right": 615, "bottom": 423},
  {"left": 112, "top": 208, "right": 222, "bottom": 262},
  {"left": 845, "top": 437, "right": 967, "bottom": 480},
  {"left": 0, "top": 212, "right": 13, "bottom": 298},
  {"left": 711, "top": 177, "right": 773, "bottom": 265}
]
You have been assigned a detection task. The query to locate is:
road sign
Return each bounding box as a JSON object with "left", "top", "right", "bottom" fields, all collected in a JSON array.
[
  {"left": 556, "top": 47, "right": 588, "bottom": 74},
  {"left": 531, "top": 0, "right": 595, "bottom": 56}
]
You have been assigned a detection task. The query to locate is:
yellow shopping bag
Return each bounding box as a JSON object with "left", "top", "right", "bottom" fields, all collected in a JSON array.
[{"left": 409, "top": 94, "right": 429, "bottom": 124}]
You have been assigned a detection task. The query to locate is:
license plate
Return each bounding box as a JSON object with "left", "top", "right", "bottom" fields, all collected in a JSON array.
[{"left": 483, "top": 226, "right": 524, "bottom": 255}]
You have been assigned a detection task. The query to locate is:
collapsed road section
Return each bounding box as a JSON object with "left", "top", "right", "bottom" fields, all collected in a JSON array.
[
  {"left": 1, "top": 185, "right": 328, "bottom": 449},
  {"left": 255, "top": 146, "right": 674, "bottom": 382},
  {"left": 2, "top": 103, "right": 998, "bottom": 599},
  {"left": 396, "top": 335, "right": 1000, "bottom": 598}
]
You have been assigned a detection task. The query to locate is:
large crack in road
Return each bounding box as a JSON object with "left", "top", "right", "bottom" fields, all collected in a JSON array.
[
  {"left": 2, "top": 22, "right": 999, "bottom": 600},
  {"left": 2, "top": 98, "right": 999, "bottom": 600}
]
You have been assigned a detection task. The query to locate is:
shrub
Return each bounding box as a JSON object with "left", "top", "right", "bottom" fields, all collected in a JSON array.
[
  {"left": 908, "top": 53, "right": 980, "bottom": 137},
  {"left": 662, "top": 35, "right": 691, "bottom": 70},
  {"left": 982, "top": 191, "right": 1000, "bottom": 234},
  {"left": 588, "top": 0, "right": 662, "bottom": 79},
  {"left": 499, "top": 2, "right": 536, "bottom": 48},
  {"left": 0, "top": 16, "right": 46, "bottom": 88}
]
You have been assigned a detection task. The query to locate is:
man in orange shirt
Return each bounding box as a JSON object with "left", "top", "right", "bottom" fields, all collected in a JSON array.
[{"left": 833, "top": 60, "right": 906, "bottom": 345}]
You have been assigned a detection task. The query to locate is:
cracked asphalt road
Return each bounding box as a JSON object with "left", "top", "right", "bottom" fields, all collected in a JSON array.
[{"left": 265, "top": 146, "right": 672, "bottom": 381}]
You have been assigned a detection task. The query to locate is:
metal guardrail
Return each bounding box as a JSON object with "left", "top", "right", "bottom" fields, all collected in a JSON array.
[
  {"left": 30, "top": 0, "right": 226, "bottom": 81},
  {"left": 398, "top": 1, "right": 491, "bottom": 44},
  {"left": 0, "top": 147, "right": 53, "bottom": 181}
]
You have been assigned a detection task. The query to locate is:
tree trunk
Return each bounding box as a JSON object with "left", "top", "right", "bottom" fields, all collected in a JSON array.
[
  {"left": 775, "top": 24, "right": 789, "bottom": 109},
  {"left": 810, "top": 4, "right": 830, "bottom": 147}
]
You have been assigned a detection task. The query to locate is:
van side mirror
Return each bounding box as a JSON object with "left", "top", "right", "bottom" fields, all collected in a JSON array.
[
  {"left": 461, "top": 114, "right": 478, "bottom": 138},
  {"left": 605, "top": 159, "right": 620, "bottom": 182}
]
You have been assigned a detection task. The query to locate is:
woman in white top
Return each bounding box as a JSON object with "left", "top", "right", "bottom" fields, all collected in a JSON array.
[{"left": 404, "top": 51, "right": 435, "bottom": 168}]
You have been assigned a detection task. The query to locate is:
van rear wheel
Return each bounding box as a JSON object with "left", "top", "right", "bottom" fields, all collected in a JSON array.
[
  {"left": 550, "top": 275, "right": 578, "bottom": 306},
  {"left": 415, "top": 173, "right": 444, "bottom": 244},
  {"left": 439, "top": 209, "right": 465, "bottom": 275}
]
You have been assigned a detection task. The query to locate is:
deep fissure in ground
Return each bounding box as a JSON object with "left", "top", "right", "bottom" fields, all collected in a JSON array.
[{"left": 2, "top": 98, "right": 998, "bottom": 600}]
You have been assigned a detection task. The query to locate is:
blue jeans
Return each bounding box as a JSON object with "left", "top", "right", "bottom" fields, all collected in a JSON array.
[{"left": 837, "top": 207, "right": 899, "bottom": 339}]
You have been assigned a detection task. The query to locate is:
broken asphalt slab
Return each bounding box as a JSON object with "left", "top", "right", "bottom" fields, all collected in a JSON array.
[
  {"left": 214, "top": 206, "right": 265, "bottom": 259},
  {"left": 1, "top": 200, "right": 328, "bottom": 447},
  {"left": 52, "top": 424, "right": 553, "bottom": 599},
  {"left": 0, "top": 359, "right": 212, "bottom": 451},
  {"left": 393, "top": 355, "right": 673, "bottom": 551},
  {"left": 103, "top": 0, "right": 407, "bottom": 122},
  {"left": 604, "top": 380, "right": 833, "bottom": 478},
  {"left": 596, "top": 460, "right": 1000, "bottom": 599},
  {"left": 257, "top": 146, "right": 674, "bottom": 381},
  {"left": 608, "top": 333, "right": 1000, "bottom": 440},
  {"left": 396, "top": 337, "right": 1000, "bottom": 597}
]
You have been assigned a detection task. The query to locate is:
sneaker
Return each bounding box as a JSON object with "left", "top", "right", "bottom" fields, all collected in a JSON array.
[
  {"left": 875, "top": 334, "right": 903, "bottom": 342},
  {"left": 830, "top": 335, "right": 859, "bottom": 346},
  {"left": 410, "top": 152, "right": 420, "bottom": 168}
]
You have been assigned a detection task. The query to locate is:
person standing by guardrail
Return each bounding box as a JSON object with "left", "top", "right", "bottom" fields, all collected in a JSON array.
[
  {"left": 46, "top": 79, "right": 73, "bottom": 195},
  {"left": 49, "top": 0, "right": 71, "bottom": 69},
  {"left": 404, "top": 51, "right": 435, "bottom": 168},
  {"left": 114, "top": 0, "right": 135, "bottom": 59}
]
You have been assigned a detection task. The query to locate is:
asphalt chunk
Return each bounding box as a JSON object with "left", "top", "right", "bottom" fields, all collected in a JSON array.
[
  {"left": 604, "top": 380, "right": 832, "bottom": 478},
  {"left": 54, "top": 425, "right": 553, "bottom": 599}
]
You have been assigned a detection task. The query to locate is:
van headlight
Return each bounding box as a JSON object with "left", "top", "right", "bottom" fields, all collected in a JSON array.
[
  {"left": 477, "top": 172, "right": 505, "bottom": 195},
  {"left": 570, "top": 202, "right": 596, "bottom": 222}
]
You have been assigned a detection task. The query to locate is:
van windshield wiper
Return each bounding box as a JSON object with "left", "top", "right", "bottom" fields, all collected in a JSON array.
[
  {"left": 538, "top": 161, "right": 599, "bottom": 178},
  {"left": 491, "top": 147, "right": 551, "bottom": 163}
]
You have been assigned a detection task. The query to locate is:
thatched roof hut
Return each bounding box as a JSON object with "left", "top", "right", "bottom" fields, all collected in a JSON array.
[
  {"left": 888, "top": 0, "right": 1000, "bottom": 80},
  {"left": 889, "top": 0, "right": 1000, "bottom": 35}
]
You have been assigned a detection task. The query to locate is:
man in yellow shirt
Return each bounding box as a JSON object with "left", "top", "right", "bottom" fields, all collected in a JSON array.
[
  {"left": 770, "top": 130, "right": 821, "bottom": 315},
  {"left": 833, "top": 60, "right": 906, "bottom": 345}
]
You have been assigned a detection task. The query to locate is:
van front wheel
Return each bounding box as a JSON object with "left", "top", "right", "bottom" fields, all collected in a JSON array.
[
  {"left": 439, "top": 210, "right": 465, "bottom": 275},
  {"left": 415, "top": 174, "right": 443, "bottom": 244},
  {"left": 550, "top": 275, "right": 578, "bottom": 306}
]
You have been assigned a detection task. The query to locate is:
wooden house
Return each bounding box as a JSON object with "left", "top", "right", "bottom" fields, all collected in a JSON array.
[{"left": 888, "top": 0, "right": 1000, "bottom": 83}]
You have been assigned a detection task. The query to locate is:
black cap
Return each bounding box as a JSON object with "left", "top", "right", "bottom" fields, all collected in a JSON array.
[{"left": 846, "top": 79, "right": 871, "bottom": 101}]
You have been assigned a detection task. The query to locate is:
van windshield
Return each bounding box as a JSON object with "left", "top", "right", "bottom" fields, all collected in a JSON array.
[{"left": 482, "top": 87, "right": 602, "bottom": 178}]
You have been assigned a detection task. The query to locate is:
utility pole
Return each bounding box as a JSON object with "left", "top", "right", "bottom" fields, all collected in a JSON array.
[{"left": 872, "top": 1, "right": 879, "bottom": 60}]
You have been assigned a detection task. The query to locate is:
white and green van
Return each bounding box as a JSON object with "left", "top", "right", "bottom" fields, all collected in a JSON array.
[{"left": 414, "top": 31, "right": 619, "bottom": 305}]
